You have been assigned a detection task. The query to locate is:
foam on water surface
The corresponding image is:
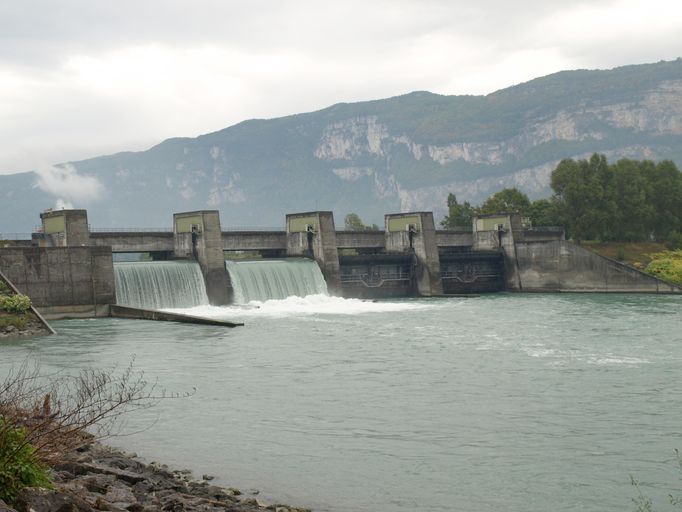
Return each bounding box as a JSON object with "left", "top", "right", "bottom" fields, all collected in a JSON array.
[{"left": 165, "top": 293, "right": 440, "bottom": 319}]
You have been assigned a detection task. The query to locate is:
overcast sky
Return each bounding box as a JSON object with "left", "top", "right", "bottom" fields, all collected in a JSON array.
[{"left": 1, "top": 0, "right": 681, "bottom": 174}]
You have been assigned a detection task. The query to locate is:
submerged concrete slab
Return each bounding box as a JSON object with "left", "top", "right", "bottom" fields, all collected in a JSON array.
[{"left": 110, "top": 304, "right": 243, "bottom": 327}]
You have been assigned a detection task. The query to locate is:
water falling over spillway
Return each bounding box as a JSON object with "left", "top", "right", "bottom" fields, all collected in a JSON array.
[
  {"left": 225, "top": 258, "right": 328, "bottom": 304},
  {"left": 114, "top": 261, "right": 209, "bottom": 309}
]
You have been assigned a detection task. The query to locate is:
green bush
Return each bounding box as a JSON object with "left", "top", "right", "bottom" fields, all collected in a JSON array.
[
  {"left": 0, "top": 280, "right": 10, "bottom": 296},
  {"left": 0, "top": 294, "right": 31, "bottom": 314},
  {"left": 0, "top": 420, "right": 52, "bottom": 503},
  {"left": 646, "top": 250, "right": 682, "bottom": 287}
]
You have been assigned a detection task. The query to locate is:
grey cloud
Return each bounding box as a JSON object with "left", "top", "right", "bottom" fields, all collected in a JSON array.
[
  {"left": 34, "top": 164, "right": 103, "bottom": 202},
  {"left": 0, "top": 0, "right": 680, "bottom": 173}
]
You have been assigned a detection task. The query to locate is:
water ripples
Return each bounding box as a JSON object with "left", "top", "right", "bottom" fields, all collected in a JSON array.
[{"left": 1, "top": 293, "right": 681, "bottom": 512}]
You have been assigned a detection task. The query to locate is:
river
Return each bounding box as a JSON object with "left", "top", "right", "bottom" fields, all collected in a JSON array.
[{"left": 2, "top": 293, "right": 681, "bottom": 512}]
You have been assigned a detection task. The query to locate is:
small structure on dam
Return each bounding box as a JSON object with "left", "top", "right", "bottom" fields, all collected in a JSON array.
[{"left": 0, "top": 206, "right": 679, "bottom": 318}]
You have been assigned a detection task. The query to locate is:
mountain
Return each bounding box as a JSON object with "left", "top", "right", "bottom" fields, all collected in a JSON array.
[{"left": 3, "top": 59, "right": 682, "bottom": 234}]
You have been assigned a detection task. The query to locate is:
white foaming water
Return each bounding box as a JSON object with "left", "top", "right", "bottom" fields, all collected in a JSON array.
[{"left": 164, "top": 294, "right": 439, "bottom": 319}]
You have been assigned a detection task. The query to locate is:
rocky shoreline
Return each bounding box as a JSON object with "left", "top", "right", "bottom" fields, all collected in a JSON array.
[
  {"left": 0, "top": 318, "right": 50, "bottom": 338},
  {"left": 0, "top": 441, "right": 311, "bottom": 512}
]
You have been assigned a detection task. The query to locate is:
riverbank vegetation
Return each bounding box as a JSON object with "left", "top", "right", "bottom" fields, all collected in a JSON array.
[
  {"left": 645, "top": 251, "right": 682, "bottom": 287},
  {"left": 0, "top": 280, "right": 36, "bottom": 335},
  {"left": 0, "top": 362, "right": 163, "bottom": 505}
]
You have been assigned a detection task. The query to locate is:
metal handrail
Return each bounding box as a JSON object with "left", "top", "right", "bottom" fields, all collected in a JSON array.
[
  {"left": 222, "top": 227, "right": 285, "bottom": 232},
  {"left": 0, "top": 233, "right": 33, "bottom": 240},
  {"left": 90, "top": 227, "right": 173, "bottom": 232}
]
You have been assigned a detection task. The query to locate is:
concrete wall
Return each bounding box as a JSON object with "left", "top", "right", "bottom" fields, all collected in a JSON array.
[
  {"left": 335, "top": 231, "right": 385, "bottom": 250},
  {"left": 222, "top": 231, "right": 287, "bottom": 251},
  {"left": 516, "top": 228, "right": 565, "bottom": 243},
  {"left": 90, "top": 232, "right": 174, "bottom": 253},
  {"left": 436, "top": 230, "right": 474, "bottom": 247},
  {"left": 514, "top": 241, "right": 681, "bottom": 293},
  {"left": 0, "top": 246, "right": 115, "bottom": 317}
]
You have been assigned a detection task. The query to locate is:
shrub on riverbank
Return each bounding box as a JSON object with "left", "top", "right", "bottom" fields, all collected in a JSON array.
[
  {"left": 0, "top": 294, "right": 31, "bottom": 314},
  {"left": 0, "top": 420, "right": 52, "bottom": 503},
  {"left": 0, "top": 277, "right": 40, "bottom": 337},
  {"left": 0, "top": 361, "right": 169, "bottom": 504},
  {"left": 646, "top": 250, "right": 682, "bottom": 287}
]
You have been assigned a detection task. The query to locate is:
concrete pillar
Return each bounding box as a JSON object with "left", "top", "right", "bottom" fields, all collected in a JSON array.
[
  {"left": 39, "top": 209, "right": 90, "bottom": 247},
  {"left": 384, "top": 212, "right": 442, "bottom": 296},
  {"left": 472, "top": 213, "right": 521, "bottom": 290},
  {"left": 173, "top": 211, "right": 229, "bottom": 305},
  {"left": 286, "top": 211, "right": 341, "bottom": 295}
]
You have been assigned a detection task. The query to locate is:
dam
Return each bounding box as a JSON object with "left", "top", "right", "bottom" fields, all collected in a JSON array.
[{"left": 0, "top": 207, "right": 679, "bottom": 318}]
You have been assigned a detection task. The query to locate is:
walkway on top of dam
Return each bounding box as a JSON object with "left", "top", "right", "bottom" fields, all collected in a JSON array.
[{"left": 87, "top": 227, "right": 475, "bottom": 253}]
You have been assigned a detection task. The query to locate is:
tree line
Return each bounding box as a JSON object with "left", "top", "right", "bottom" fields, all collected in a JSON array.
[{"left": 442, "top": 154, "right": 682, "bottom": 245}]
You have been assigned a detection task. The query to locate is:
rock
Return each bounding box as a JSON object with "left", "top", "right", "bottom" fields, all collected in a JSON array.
[
  {"left": 255, "top": 497, "right": 275, "bottom": 508},
  {"left": 201, "top": 474, "right": 214, "bottom": 481},
  {"left": 22, "top": 441, "right": 309, "bottom": 512},
  {"left": 160, "top": 498, "right": 185, "bottom": 512},
  {"left": 78, "top": 463, "right": 146, "bottom": 485},
  {"left": 103, "top": 484, "right": 136, "bottom": 505},
  {"left": 130, "top": 481, "right": 152, "bottom": 498},
  {"left": 83, "top": 475, "right": 114, "bottom": 494},
  {"left": 13, "top": 487, "right": 95, "bottom": 512}
]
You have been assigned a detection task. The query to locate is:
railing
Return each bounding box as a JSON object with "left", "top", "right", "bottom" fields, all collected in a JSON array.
[
  {"left": 441, "top": 270, "right": 501, "bottom": 283},
  {"left": 0, "top": 233, "right": 33, "bottom": 240},
  {"left": 221, "top": 227, "right": 285, "bottom": 232},
  {"left": 340, "top": 269, "right": 412, "bottom": 287},
  {"left": 89, "top": 227, "right": 173, "bottom": 233},
  {"left": 524, "top": 226, "right": 564, "bottom": 232}
]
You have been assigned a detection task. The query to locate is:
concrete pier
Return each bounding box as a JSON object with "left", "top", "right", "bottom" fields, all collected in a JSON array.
[
  {"left": 36, "top": 209, "right": 90, "bottom": 247},
  {"left": 385, "top": 212, "right": 443, "bottom": 296},
  {"left": 286, "top": 211, "right": 342, "bottom": 295},
  {"left": 173, "top": 211, "right": 230, "bottom": 305}
]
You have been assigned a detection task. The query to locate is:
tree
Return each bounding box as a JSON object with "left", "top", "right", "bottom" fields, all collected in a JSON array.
[
  {"left": 441, "top": 193, "right": 477, "bottom": 228},
  {"left": 550, "top": 154, "right": 609, "bottom": 241},
  {"left": 550, "top": 154, "right": 682, "bottom": 242},
  {"left": 605, "top": 159, "right": 654, "bottom": 241},
  {"left": 479, "top": 188, "right": 531, "bottom": 215},
  {"left": 344, "top": 213, "right": 379, "bottom": 231},
  {"left": 527, "top": 198, "right": 562, "bottom": 227},
  {"left": 646, "top": 160, "right": 682, "bottom": 239}
]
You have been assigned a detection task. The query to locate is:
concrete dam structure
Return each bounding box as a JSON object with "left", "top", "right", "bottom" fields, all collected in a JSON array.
[{"left": 0, "top": 208, "right": 679, "bottom": 317}]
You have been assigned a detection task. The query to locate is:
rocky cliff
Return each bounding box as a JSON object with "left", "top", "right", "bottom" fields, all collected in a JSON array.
[{"left": 2, "top": 59, "right": 682, "bottom": 233}]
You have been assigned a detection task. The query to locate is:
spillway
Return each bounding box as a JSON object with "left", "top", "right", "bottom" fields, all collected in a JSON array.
[
  {"left": 225, "top": 258, "right": 328, "bottom": 304},
  {"left": 114, "top": 261, "right": 209, "bottom": 309}
]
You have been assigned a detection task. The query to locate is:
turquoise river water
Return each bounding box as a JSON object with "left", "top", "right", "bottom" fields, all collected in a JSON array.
[{"left": 2, "top": 293, "right": 682, "bottom": 512}]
